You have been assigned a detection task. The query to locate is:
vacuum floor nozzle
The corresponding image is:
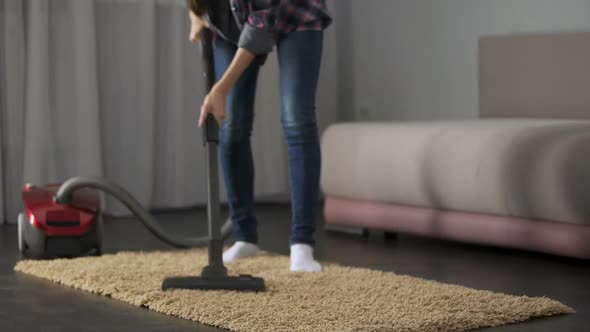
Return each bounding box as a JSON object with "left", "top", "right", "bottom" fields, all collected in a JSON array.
[{"left": 162, "top": 275, "right": 266, "bottom": 292}]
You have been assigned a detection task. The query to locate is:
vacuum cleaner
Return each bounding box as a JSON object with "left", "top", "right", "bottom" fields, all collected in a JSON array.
[
  {"left": 18, "top": 28, "right": 265, "bottom": 292},
  {"left": 19, "top": 183, "right": 104, "bottom": 257}
]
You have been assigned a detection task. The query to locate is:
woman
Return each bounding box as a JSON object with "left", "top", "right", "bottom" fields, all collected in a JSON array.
[{"left": 187, "top": 0, "right": 331, "bottom": 272}]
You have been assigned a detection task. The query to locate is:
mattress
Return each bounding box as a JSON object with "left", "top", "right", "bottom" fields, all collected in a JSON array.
[{"left": 321, "top": 119, "right": 590, "bottom": 225}]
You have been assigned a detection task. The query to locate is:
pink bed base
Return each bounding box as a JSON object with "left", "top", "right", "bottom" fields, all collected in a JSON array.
[{"left": 324, "top": 197, "right": 590, "bottom": 260}]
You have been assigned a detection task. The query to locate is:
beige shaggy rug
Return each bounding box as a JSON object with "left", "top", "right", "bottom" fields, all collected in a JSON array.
[{"left": 14, "top": 249, "right": 573, "bottom": 332}]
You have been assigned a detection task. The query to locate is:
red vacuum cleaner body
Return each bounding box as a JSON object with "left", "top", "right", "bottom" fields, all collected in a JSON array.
[{"left": 19, "top": 184, "right": 102, "bottom": 258}]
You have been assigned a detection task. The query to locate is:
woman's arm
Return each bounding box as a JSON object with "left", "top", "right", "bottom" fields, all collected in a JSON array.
[
  {"left": 213, "top": 48, "right": 255, "bottom": 96},
  {"left": 198, "top": 48, "right": 255, "bottom": 127},
  {"left": 198, "top": 0, "right": 281, "bottom": 127}
]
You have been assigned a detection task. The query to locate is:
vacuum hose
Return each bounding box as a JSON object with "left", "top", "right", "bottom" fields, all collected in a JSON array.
[{"left": 54, "top": 176, "right": 232, "bottom": 248}]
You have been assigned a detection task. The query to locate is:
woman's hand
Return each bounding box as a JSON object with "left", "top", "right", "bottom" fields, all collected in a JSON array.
[
  {"left": 199, "top": 87, "right": 227, "bottom": 127},
  {"left": 188, "top": 11, "right": 208, "bottom": 43}
]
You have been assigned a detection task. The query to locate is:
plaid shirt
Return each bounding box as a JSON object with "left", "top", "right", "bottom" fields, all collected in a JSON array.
[{"left": 230, "top": 0, "right": 332, "bottom": 54}]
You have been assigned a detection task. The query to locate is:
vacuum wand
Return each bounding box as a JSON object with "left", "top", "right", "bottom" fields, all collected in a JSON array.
[
  {"left": 161, "top": 28, "right": 265, "bottom": 292},
  {"left": 201, "top": 29, "right": 219, "bottom": 147},
  {"left": 200, "top": 27, "right": 225, "bottom": 277}
]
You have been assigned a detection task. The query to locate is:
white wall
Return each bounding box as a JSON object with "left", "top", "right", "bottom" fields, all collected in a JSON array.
[{"left": 339, "top": 0, "right": 590, "bottom": 121}]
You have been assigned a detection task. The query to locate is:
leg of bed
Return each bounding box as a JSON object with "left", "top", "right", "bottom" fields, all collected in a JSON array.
[
  {"left": 384, "top": 231, "right": 398, "bottom": 241},
  {"left": 325, "top": 224, "right": 370, "bottom": 238},
  {"left": 361, "top": 228, "right": 370, "bottom": 238}
]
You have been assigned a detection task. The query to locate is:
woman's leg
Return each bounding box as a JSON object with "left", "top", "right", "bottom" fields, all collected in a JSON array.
[
  {"left": 214, "top": 37, "right": 260, "bottom": 248},
  {"left": 277, "top": 30, "right": 323, "bottom": 270}
]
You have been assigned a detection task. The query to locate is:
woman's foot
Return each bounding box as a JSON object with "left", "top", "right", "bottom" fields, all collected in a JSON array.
[
  {"left": 222, "top": 241, "right": 260, "bottom": 263},
  {"left": 290, "top": 243, "right": 322, "bottom": 272}
]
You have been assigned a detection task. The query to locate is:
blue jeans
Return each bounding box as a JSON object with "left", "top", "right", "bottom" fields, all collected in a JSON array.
[{"left": 214, "top": 31, "right": 323, "bottom": 246}]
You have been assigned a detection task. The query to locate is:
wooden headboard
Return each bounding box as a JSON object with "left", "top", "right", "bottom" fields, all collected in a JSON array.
[{"left": 479, "top": 32, "right": 590, "bottom": 119}]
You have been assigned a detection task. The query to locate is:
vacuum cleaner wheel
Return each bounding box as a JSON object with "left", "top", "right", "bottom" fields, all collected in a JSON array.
[{"left": 92, "top": 213, "right": 104, "bottom": 256}]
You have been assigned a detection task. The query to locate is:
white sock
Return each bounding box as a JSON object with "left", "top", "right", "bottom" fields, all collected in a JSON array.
[
  {"left": 222, "top": 241, "right": 260, "bottom": 263},
  {"left": 290, "top": 243, "right": 322, "bottom": 272}
]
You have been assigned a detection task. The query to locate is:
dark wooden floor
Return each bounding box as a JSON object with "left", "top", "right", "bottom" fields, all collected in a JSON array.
[{"left": 1, "top": 203, "right": 589, "bottom": 331}]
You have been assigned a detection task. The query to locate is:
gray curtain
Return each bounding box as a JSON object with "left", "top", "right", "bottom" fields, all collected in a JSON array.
[
  {"left": 1, "top": 0, "right": 26, "bottom": 225},
  {"left": 0, "top": 0, "right": 339, "bottom": 224}
]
